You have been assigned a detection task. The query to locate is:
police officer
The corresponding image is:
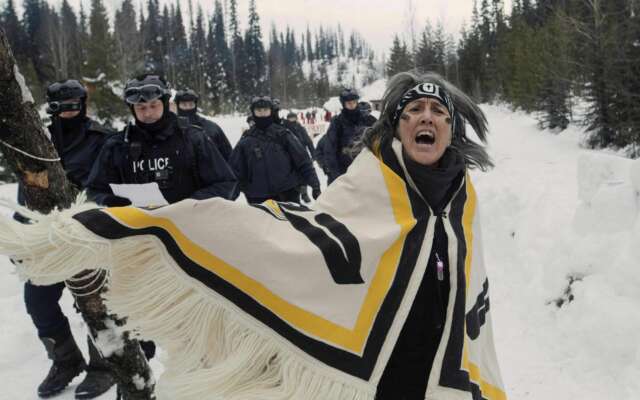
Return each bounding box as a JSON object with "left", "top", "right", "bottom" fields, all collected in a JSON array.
[
  {"left": 230, "top": 96, "right": 321, "bottom": 204},
  {"left": 86, "top": 74, "right": 238, "bottom": 207},
  {"left": 323, "top": 88, "right": 375, "bottom": 183},
  {"left": 358, "top": 100, "right": 378, "bottom": 126},
  {"left": 17, "top": 79, "right": 116, "bottom": 399},
  {"left": 174, "top": 89, "right": 233, "bottom": 161},
  {"left": 283, "top": 111, "right": 314, "bottom": 157},
  {"left": 282, "top": 111, "right": 317, "bottom": 203}
]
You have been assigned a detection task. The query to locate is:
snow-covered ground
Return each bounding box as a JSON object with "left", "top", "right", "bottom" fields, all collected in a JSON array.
[{"left": 1, "top": 105, "right": 639, "bottom": 399}]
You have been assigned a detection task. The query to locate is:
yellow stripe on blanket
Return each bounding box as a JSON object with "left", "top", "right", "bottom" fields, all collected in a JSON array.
[{"left": 104, "top": 157, "right": 416, "bottom": 355}]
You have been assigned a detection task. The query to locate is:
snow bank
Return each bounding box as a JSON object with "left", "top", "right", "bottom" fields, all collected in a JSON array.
[
  {"left": 476, "top": 104, "right": 640, "bottom": 400},
  {"left": 575, "top": 152, "right": 638, "bottom": 232}
]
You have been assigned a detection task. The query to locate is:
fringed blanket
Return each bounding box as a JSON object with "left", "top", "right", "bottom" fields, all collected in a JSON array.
[{"left": 0, "top": 140, "right": 506, "bottom": 400}]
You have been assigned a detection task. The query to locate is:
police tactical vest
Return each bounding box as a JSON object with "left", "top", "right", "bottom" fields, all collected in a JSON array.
[{"left": 118, "top": 121, "right": 201, "bottom": 204}]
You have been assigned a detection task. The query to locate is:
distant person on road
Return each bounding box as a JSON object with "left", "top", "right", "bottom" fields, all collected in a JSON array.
[
  {"left": 323, "top": 88, "right": 375, "bottom": 183},
  {"left": 283, "top": 111, "right": 314, "bottom": 157},
  {"left": 174, "top": 89, "right": 233, "bottom": 161},
  {"left": 359, "top": 101, "right": 378, "bottom": 126},
  {"left": 230, "top": 96, "right": 321, "bottom": 204}
]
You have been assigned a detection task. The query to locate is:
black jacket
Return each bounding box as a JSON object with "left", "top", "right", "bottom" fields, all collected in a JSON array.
[
  {"left": 230, "top": 123, "right": 320, "bottom": 199},
  {"left": 15, "top": 118, "right": 114, "bottom": 222},
  {"left": 86, "top": 114, "right": 238, "bottom": 205},
  {"left": 376, "top": 148, "right": 465, "bottom": 400},
  {"left": 282, "top": 120, "right": 314, "bottom": 157},
  {"left": 314, "top": 134, "right": 329, "bottom": 174},
  {"left": 184, "top": 113, "right": 233, "bottom": 161},
  {"left": 49, "top": 118, "right": 115, "bottom": 189},
  {"left": 323, "top": 111, "right": 374, "bottom": 182}
]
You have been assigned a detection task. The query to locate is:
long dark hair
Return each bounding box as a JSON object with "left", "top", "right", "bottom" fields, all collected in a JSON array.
[{"left": 360, "top": 71, "right": 493, "bottom": 171}]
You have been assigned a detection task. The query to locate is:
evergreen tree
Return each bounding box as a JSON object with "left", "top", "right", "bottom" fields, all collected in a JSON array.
[
  {"left": 78, "top": 1, "right": 89, "bottom": 62},
  {"left": 228, "top": 0, "right": 242, "bottom": 103},
  {"left": 143, "top": 0, "right": 163, "bottom": 73},
  {"left": 495, "top": 2, "right": 541, "bottom": 110},
  {"left": 85, "top": 0, "right": 115, "bottom": 78},
  {"left": 305, "top": 25, "right": 315, "bottom": 61},
  {"left": 114, "top": 0, "right": 140, "bottom": 82},
  {"left": 268, "top": 24, "right": 285, "bottom": 99},
  {"left": 243, "top": 0, "right": 267, "bottom": 95},
  {"left": 536, "top": 10, "right": 572, "bottom": 130},
  {"left": 571, "top": 0, "right": 620, "bottom": 148},
  {"left": 189, "top": 5, "right": 207, "bottom": 98},
  {"left": 168, "top": 2, "right": 189, "bottom": 88},
  {"left": 207, "top": 0, "right": 233, "bottom": 112},
  {"left": 1, "top": 0, "right": 25, "bottom": 61},
  {"left": 86, "top": 0, "right": 124, "bottom": 123},
  {"left": 386, "top": 35, "right": 412, "bottom": 77},
  {"left": 306, "top": 25, "right": 313, "bottom": 61},
  {"left": 59, "top": 0, "right": 82, "bottom": 78},
  {"left": 23, "top": 0, "right": 54, "bottom": 84}
]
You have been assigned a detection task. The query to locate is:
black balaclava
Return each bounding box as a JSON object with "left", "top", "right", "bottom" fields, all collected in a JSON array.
[
  {"left": 342, "top": 106, "right": 361, "bottom": 123},
  {"left": 175, "top": 89, "right": 199, "bottom": 122},
  {"left": 50, "top": 99, "right": 88, "bottom": 152},
  {"left": 254, "top": 114, "right": 273, "bottom": 130},
  {"left": 251, "top": 97, "right": 274, "bottom": 131},
  {"left": 177, "top": 106, "right": 197, "bottom": 120}
]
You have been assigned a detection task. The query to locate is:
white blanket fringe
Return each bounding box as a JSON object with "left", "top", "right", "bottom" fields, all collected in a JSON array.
[{"left": 0, "top": 200, "right": 375, "bottom": 400}]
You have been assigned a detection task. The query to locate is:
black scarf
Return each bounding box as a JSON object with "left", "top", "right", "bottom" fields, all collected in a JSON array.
[
  {"left": 178, "top": 108, "right": 198, "bottom": 122},
  {"left": 403, "top": 148, "right": 465, "bottom": 214},
  {"left": 342, "top": 107, "right": 361, "bottom": 124},
  {"left": 254, "top": 116, "right": 273, "bottom": 130},
  {"left": 51, "top": 115, "right": 88, "bottom": 153}
]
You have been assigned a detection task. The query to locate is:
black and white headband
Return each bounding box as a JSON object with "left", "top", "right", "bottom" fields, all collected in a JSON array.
[{"left": 391, "top": 82, "right": 455, "bottom": 128}]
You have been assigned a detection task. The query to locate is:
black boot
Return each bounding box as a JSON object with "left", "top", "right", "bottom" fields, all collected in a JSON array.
[
  {"left": 74, "top": 337, "right": 116, "bottom": 399},
  {"left": 38, "top": 335, "right": 86, "bottom": 398}
]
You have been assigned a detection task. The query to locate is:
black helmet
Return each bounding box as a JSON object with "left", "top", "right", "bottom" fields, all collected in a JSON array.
[
  {"left": 250, "top": 96, "right": 273, "bottom": 111},
  {"left": 286, "top": 111, "right": 297, "bottom": 119},
  {"left": 123, "top": 74, "right": 170, "bottom": 104},
  {"left": 174, "top": 89, "right": 199, "bottom": 104},
  {"left": 46, "top": 80, "right": 87, "bottom": 115},
  {"left": 339, "top": 88, "right": 359, "bottom": 104}
]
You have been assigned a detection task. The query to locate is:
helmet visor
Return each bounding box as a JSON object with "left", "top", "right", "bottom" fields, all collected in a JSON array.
[{"left": 124, "top": 84, "right": 166, "bottom": 104}]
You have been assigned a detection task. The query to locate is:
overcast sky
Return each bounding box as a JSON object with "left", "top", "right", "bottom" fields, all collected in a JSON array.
[{"left": 39, "top": 0, "right": 512, "bottom": 56}]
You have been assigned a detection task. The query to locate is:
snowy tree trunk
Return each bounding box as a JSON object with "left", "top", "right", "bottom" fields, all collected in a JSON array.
[{"left": 0, "top": 27, "right": 155, "bottom": 400}]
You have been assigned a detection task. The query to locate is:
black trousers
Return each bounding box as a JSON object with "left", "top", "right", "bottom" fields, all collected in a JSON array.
[{"left": 24, "top": 281, "right": 71, "bottom": 341}]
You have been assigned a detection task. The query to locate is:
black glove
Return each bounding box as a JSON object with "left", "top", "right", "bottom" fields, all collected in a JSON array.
[
  {"left": 312, "top": 187, "right": 321, "bottom": 200},
  {"left": 102, "top": 194, "right": 132, "bottom": 207}
]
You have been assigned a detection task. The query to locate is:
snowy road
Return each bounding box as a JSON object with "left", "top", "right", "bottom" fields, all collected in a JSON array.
[{"left": 1, "top": 105, "right": 638, "bottom": 399}]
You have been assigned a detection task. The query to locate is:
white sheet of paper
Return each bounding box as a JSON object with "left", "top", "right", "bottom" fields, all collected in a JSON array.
[{"left": 109, "top": 183, "right": 169, "bottom": 207}]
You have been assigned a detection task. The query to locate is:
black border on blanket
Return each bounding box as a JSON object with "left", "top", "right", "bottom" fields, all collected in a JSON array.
[{"left": 72, "top": 151, "right": 431, "bottom": 381}]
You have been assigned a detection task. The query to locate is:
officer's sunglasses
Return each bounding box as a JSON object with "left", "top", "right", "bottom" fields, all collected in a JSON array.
[{"left": 124, "top": 84, "right": 166, "bottom": 104}]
